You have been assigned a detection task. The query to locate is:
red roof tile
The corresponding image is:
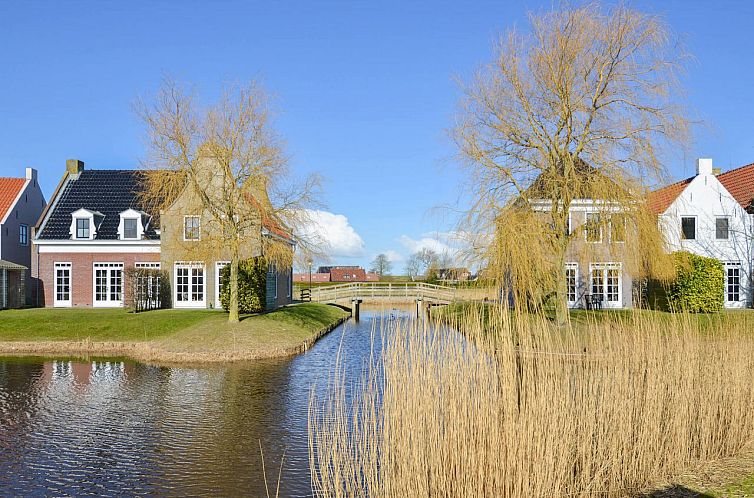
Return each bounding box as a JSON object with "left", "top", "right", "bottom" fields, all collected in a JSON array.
[
  {"left": 648, "top": 162, "right": 754, "bottom": 214},
  {"left": 716, "top": 162, "right": 754, "bottom": 211},
  {"left": 0, "top": 178, "right": 26, "bottom": 221},
  {"left": 647, "top": 177, "right": 693, "bottom": 214}
]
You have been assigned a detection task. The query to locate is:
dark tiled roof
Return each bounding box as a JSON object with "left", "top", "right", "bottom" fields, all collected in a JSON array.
[{"left": 38, "top": 170, "right": 159, "bottom": 240}]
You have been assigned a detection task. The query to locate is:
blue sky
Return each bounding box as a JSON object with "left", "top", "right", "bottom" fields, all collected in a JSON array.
[{"left": 1, "top": 1, "right": 753, "bottom": 271}]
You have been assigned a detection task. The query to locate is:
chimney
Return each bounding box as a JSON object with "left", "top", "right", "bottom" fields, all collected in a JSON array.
[
  {"left": 25, "top": 167, "right": 37, "bottom": 182},
  {"left": 696, "top": 158, "right": 713, "bottom": 176}
]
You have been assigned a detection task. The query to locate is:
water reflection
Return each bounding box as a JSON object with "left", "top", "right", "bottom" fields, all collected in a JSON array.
[{"left": 0, "top": 308, "right": 411, "bottom": 497}]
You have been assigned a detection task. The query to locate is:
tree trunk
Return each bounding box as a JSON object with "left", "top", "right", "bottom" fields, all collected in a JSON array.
[{"left": 229, "top": 257, "right": 240, "bottom": 323}]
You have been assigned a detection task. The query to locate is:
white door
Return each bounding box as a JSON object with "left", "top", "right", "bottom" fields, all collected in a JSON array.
[
  {"left": 54, "top": 262, "right": 72, "bottom": 307},
  {"left": 93, "top": 263, "right": 124, "bottom": 307},
  {"left": 175, "top": 263, "right": 206, "bottom": 308},
  {"left": 590, "top": 263, "right": 622, "bottom": 309},
  {"left": 215, "top": 261, "right": 230, "bottom": 309},
  {"left": 725, "top": 263, "right": 744, "bottom": 309}
]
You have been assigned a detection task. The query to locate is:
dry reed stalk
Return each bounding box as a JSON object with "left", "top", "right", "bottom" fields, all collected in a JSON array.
[{"left": 308, "top": 308, "right": 754, "bottom": 497}]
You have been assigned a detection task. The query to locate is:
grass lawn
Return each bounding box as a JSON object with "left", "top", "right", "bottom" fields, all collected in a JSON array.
[{"left": 0, "top": 303, "right": 349, "bottom": 362}]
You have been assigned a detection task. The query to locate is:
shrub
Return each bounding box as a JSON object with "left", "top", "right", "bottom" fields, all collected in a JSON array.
[
  {"left": 125, "top": 268, "right": 171, "bottom": 312},
  {"left": 649, "top": 251, "right": 724, "bottom": 313},
  {"left": 219, "top": 257, "right": 267, "bottom": 314}
]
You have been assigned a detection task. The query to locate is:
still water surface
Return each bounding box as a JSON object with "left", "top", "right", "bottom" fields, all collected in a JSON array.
[{"left": 0, "top": 309, "right": 402, "bottom": 497}]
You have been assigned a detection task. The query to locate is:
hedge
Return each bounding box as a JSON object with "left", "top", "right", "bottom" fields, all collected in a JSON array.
[
  {"left": 648, "top": 251, "right": 724, "bottom": 313},
  {"left": 219, "top": 257, "right": 267, "bottom": 314}
]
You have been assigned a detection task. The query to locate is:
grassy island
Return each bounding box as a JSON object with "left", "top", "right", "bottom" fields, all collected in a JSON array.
[{"left": 0, "top": 303, "right": 349, "bottom": 364}]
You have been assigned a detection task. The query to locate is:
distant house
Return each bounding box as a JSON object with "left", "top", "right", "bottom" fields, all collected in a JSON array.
[
  {"left": 33, "top": 159, "right": 293, "bottom": 310},
  {"left": 293, "top": 265, "right": 379, "bottom": 283},
  {"left": 0, "top": 167, "right": 45, "bottom": 308},
  {"left": 436, "top": 268, "right": 472, "bottom": 282},
  {"left": 648, "top": 158, "right": 754, "bottom": 308}
]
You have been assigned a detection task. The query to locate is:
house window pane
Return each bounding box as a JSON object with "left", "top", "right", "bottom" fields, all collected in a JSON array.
[
  {"left": 716, "top": 218, "right": 729, "bottom": 240},
  {"left": 726, "top": 264, "right": 741, "bottom": 302},
  {"left": 184, "top": 216, "right": 200, "bottom": 241},
  {"left": 19, "top": 224, "right": 28, "bottom": 245},
  {"left": 76, "top": 218, "right": 90, "bottom": 239},
  {"left": 124, "top": 218, "right": 138, "bottom": 239},
  {"left": 681, "top": 217, "right": 696, "bottom": 240},
  {"left": 585, "top": 213, "right": 602, "bottom": 242},
  {"left": 565, "top": 264, "right": 577, "bottom": 303}
]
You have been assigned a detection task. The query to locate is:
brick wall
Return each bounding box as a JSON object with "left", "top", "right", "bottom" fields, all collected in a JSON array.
[{"left": 34, "top": 251, "right": 160, "bottom": 307}]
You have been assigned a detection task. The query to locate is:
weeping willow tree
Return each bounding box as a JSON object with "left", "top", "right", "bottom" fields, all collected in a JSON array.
[
  {"left": 137, "top": 80, "right": 320, "bottom": 322},
  {"left": 455, "top": 3, "right": 690, "bottom": 321}
]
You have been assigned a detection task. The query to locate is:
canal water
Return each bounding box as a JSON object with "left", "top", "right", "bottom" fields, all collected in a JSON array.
[{"left": 0, "top": 308, "right": 407, "bottom": 497}]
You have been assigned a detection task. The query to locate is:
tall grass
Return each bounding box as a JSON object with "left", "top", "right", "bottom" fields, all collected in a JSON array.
[{"left": 308, "top": 308, "right": 754, "bottom": 496}]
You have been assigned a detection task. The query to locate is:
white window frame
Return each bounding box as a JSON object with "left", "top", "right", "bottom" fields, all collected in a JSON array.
[
  {"left": 118, "top": 209, "right": 146, "bottom": 240},
  {"left": 135, "top": 262, "right": 161, "bottom": 308},
  {"left": 92, "top": 262, "right": 125, "bottom": 307},
  {"left": 174, "top": 262, "right": 206, "bottom": 308},
  {"left": 725, "top": 262, "right": 742, "bottom": 306},
  {"left": 183, "top": 215, "right": 201, "bottom": 241},
  {"left": 565, "top": 263, "right": 578, "bottom": 307},
  {"left": 215, "top": 261, "right": 230, "bottom": 309},
  {"left": 19, "top": 223, "right": 28, "bottom": 246},
  {"left": 589, "top": 263, "right": 622, "bottom": 309},
  {"left": 54, "top": 262, "right": 72, "bottom": 307},
  {"left": 584, "top": 212, "right": 603, "bottom": 243}
]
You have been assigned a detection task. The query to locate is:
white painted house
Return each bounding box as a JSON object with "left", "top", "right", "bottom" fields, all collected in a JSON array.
[{"left": 649, "top": 158, "right": 754, "bottom": 309}]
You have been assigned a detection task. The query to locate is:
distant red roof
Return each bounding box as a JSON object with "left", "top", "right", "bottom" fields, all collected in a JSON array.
[
  {"left": 0, "top": 178, "right": 26, "bottom": 221},
  {"left": 330, "top": 268, "right": 367, "bottom": 282},
  {"left": 648, "top": 162, "right": 754, "bottom": 214}
]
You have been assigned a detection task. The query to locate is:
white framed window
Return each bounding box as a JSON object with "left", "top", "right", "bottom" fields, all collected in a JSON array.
[
  {"left": 681, "top": 216, "right": 696, "bottom": 240},
  {"left": 135, "top": 262, "right": 161, "bottom": 308},
  {"left": 118, "top": 209, "right": 147, "bottom": 240},
  {"left": 174, "top": 262, "right": 206, "bottom": 308},
  {"left": 565, "top": 263, "right": 578, "bottom": 306},
  {"left": 76, "top": 218, "right": 90, "bottom": 239},
  {"left": 725, "top": 262, "right": 741, "bottom": 303},
  {"left": 19, "top": 224, "right": 28, "bottom": 245},
  {"left": 716, "top": 217, "right": 730, "bottom": 240},
  {"left": 93, "top": 262, "right": 124, "bottom": 307},
  {"left": 585, "top": 212, "right": 602, "bottom": 243},
  {"left": 69, "top": 208, "right": 101, "bottom": 240},
  {"left": 183, "top": 216, "right": 201, "bottom": 241},
  {"left": 589, "top": 263, "right": 622, "bottom": 309},
  {"left": 287, "top": 269, "right": 292, "bottom": 298},
  {"left": 54, "top": 262, "right": 72, "bottom": 307},
  {"left": 123, "top": 218, "right": 138, "bottom": 239},
  {"left": 215, "top": 261, "right": 230, "bottom": 309}
]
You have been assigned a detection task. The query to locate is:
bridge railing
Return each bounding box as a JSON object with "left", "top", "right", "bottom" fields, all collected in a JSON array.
[{"left": 307, "top": 282, "right": 457, "bottom": 303}]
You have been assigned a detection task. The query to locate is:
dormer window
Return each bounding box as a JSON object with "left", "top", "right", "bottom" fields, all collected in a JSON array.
[
  {"left": 76, "top": 219, "right": 90, "bottom": 239},
  {"left": 117, "top": 209, "right": 148, "bottom": 240},
  {"left": 69, "top": 208, "right": 102, "bottom": 240}
]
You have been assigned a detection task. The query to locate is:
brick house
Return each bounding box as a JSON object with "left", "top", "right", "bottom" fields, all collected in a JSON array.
[
  {"left": 0, "top": 167, "right": 46, "bottom": 308},
  {"left": 33, "top": 159, "right": 293, "bottom": 309}
]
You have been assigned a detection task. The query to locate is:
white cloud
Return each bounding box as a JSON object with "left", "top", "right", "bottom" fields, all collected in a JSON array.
[
  {"left": 299, "top": 209, "right": 365, "bottom": 258},
  {"left": 398, "top": 231, "right": 467, "bottom": 257},
  {"left": 383, "top": 249, "right": 404, "bottom": 263}
]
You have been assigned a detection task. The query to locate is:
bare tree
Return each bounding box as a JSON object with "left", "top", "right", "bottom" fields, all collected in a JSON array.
[
  {"left": 405, "top": 254, "right": 421, "bottom": 281},
  {"left": 137, "top": 80, "right": 320, "bottom": 322},
  {"left": 370, "top": 253, "right": 392, "bottom": 277},
  {"left": 455, "top": 3, "right": 688, "bottom": 321}
]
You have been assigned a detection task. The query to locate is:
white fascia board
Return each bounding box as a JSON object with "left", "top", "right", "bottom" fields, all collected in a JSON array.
[
  {"left": 36, "top": 240, "right": 161, "bottom": 254},
  {"left": 0, "top": 178, "right": 30, "bottom": 225}
]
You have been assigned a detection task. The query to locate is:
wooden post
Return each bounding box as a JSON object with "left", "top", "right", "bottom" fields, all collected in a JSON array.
[
  {"left": 352, "top": 298, "right": 362, "bottom": 321},
  {"left": 416, "top": 298, "right": 423, "bottom": 319}
]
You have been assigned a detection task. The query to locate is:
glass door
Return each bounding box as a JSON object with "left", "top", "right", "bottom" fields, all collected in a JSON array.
[
  {"left": 93, "top": 263, "right": 124, "bottom": 307},
  {"left": 54, "top": 262, "right": 72, "bottom": 307}
]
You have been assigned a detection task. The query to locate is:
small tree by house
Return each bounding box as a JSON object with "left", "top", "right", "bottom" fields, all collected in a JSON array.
[
  {"left": 137, "top": 80, "right": 319, "bottom": 322},
  {"left": 370, "top": 254, "right": 392, "bottom": 277},
  {"left": 219, "top": 257, "right": 267, "bottom": 314}
]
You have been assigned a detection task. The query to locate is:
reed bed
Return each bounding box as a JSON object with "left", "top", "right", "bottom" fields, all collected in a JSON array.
[{"left": 308, "top": 308, "right": 754, "bottom": 497}]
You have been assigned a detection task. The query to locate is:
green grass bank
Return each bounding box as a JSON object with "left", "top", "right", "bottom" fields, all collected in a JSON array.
[{"left": 0, "top": 303, "right": 349, "bottom": 364}]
